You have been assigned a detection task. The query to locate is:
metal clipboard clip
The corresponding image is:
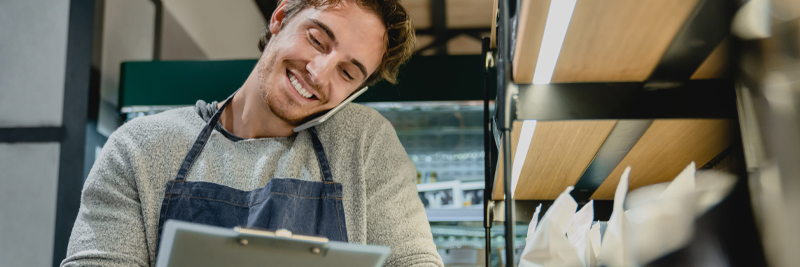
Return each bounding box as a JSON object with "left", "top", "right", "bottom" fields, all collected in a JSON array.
[{"left": 233, "top": 227, "right": 330, "bottom": 256}]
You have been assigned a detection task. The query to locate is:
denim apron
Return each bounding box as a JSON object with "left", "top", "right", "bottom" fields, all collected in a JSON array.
[{"left": 157, "top": 96, "right": 348, "bottom": 246}]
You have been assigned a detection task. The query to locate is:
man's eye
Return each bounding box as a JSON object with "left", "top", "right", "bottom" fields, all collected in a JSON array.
[
  {"left": 342, "top": 69, "right": 354, "bottom": 81},
  {"left": 310, "top": 35, "right": 322, "bottom": 46},
  {"left": 308, "top": 29, "right": 325, "bottom": 49}
]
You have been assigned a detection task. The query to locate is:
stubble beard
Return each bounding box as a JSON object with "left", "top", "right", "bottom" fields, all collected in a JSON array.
[{"left": 257, "top": 47, "right": 307, "bottom": 126}]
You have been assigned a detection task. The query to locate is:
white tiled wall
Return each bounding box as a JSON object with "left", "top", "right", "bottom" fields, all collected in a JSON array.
[
  {"left": 0, "top": 143, "right": 61, "bottom": 266},
  {"left": 0, "top": 0, "right": 70, "bottom": 127}
]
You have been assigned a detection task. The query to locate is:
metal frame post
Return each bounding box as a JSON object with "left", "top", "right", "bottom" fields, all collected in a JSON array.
[{"left": 482, "top": 36, "right": 496, "bottom": 267}]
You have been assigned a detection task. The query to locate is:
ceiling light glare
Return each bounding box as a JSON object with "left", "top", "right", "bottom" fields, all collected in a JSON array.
[
  {"left": 532, "top": 0, "right": 578, "bottom": 84},
  {"left": 511, "top": 120, "right": 537, "bottom": 198}
]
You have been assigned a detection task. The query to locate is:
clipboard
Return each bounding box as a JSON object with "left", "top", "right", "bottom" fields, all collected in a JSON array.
[{"left": 156, "top": 220, "right": 391, "bottom": 267}]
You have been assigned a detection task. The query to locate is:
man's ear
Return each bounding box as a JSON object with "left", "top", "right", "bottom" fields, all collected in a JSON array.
[{"left": 269, "top": 0, "right": 289, "bottom": 35}]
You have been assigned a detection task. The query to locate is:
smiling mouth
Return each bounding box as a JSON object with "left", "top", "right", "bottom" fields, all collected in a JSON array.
[{"left": 287, "top": 70, "right": 317, "bottom": 100}]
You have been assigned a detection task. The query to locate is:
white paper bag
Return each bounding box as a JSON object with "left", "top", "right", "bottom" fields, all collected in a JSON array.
[
  {"left": 524, "top": 203, "right": 543, "bottom": 243},
  {"left": 625, "top": 162, "right": 697, "bottom": 264},
  {"left": 588, "top": 222, "right": 602, "bottom": 261},
  {"left": 598, "top": 167, "right": 637, "bottom": 267},
  {"left": 601, "top": 162, "right": 736, "bottom": 265},
  {"left": 519, "top": 187, "right": 582, "bottom": 267},
  {"left": 584, "top": 229, "right": 599, "bottom": 267},
  {"left": 567, "top": 200, "right": 595, "bottom": 267},
  {"left": 624, "top": 162, "right": 696, "bottom": 210}
]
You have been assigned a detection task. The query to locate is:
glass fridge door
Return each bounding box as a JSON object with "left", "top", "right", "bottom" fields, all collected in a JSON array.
[{"left": 364, "top": 100, "right": 496, "bottom": 266}]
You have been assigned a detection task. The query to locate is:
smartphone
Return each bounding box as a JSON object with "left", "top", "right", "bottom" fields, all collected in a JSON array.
[{"left": 293, "top": 86, "right": 369, "bottom": 132}]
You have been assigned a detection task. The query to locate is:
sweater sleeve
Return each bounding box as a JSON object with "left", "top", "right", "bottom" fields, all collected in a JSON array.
[
  {"left": 61, "top": 125, "right": 150, "bottom": 266},
  {"left": 364, "top": 120, "right": 444, "bottom": 267}
]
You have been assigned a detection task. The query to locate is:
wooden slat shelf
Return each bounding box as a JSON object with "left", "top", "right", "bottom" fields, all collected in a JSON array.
[
  {"left": 551, "top": 0, "right": 701, "bottom": 82},
  {"left": 405, "top": 0, "right": 432, "bottom": 29},
  {"left": 590, "top": 119, "right": 735, "bottom": 199},
  {"left": 504, "top": 0, "right": 730, "bottom": 84},
  {"left": 511, "top": 0, "right": 550, "bottom": 83},
  {"left": 445, "top": 0, "right": 493, "bottom": 29},
  {"left": 492, "top": 119, "right": 735, "bottom": 200},
  {"left": 406, "top": 0, "right": 493, "bottom": 30},
  {"left": 493, "top": 120, "right": 617, "bottom": 200}
]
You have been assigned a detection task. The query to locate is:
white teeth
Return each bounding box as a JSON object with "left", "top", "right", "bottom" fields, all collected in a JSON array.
[{"left": 288, "top": 72, "right": 313, "bottom": 99}]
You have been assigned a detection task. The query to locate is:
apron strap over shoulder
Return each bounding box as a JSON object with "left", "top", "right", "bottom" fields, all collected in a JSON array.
[
  {"left": 308, "top": 127, "right": 335, "bottom": 183},
  {"left": 174, "top": 97, "right": 233, "bottom": 182}
]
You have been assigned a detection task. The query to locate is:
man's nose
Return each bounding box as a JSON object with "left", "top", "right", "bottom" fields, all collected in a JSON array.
[{"left": 307, "top": 54, "right": 338, "bottom": 87}]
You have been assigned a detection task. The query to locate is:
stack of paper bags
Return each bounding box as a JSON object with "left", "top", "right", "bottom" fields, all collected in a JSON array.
[
  {"left": 518, "top": 186, "right": 599, "bottom": 267},
  {"left": 518, "top": 162, "right": 736, "bottom": 267}
]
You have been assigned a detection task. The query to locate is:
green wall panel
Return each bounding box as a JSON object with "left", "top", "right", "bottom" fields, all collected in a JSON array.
[{"left": 119, "top": 55, "right": 494, "bottom": 108}]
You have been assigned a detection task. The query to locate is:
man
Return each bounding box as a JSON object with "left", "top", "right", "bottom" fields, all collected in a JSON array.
[{"left": 62, "top": 0, "right": 444, "bottom": 266}]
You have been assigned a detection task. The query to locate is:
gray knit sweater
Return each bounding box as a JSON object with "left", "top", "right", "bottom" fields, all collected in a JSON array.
[{"left": 62, "top": 101, "right": 443, "bottom": 267}]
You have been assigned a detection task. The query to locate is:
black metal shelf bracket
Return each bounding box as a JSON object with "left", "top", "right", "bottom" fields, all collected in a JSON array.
[
  {"left": 570, "top": 120, "right": 653, "bottom": 202},
  {"left": 646, "top": 0, "right": 733, "bottom": 88}
]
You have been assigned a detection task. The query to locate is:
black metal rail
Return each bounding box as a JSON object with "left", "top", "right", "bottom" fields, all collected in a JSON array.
[{"left": 482, "top": 36, "right": 493, "bottom": 267}]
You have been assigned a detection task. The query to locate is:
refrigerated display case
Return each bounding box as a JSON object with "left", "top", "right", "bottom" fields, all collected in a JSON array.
[
  {"left": 363, "top": 101, "right": 487, "bottom": 212},
  {"left": 365, "top": 100, "right": 494, "bottom": 267}
]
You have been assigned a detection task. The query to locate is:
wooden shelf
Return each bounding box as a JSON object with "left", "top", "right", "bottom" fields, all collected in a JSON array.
[
  {"left": 590, "top": 119, "right": 735, "bottom": 199},
  {"left": 511, "top": 0, "right": 550, "bottom": 83},
  {"left": 507, "top": 0, "right": 729, "bottom": 83},
  {"left": 492, "top": 119, "right": 735, "bottom": 200},
  {"left": 492, "top": 120, "right": 616, "bottom": 200}
]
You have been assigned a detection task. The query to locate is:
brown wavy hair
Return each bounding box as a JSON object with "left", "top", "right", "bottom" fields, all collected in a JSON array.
[{"left": 258, "top": 0, "right": 416, "bottom": 86}]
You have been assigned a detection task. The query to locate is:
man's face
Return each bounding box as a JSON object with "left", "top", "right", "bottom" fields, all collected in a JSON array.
[{"left": 257, "top": 1, "right": 386, "bottom": 125}]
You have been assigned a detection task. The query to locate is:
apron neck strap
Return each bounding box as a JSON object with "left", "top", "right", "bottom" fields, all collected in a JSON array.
[
  {"left": 174, "top": 93, "right": 235, "bottom": 181},
  {"left": 308, "top": 127, "right": 335, "bottom": 183}
]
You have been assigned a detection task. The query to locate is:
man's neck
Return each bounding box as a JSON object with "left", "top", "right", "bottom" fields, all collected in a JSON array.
[{"left": 218, "top": 69, "right": 296, "bottom": 139}]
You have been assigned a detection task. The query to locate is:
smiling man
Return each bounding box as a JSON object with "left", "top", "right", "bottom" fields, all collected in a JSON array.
[{"left": 61, "top": 0, "right": 444, "bottom": 266}]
